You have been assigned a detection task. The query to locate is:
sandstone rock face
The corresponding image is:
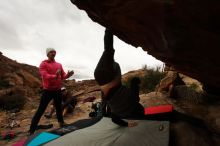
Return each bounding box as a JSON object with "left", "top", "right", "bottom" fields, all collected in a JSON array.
[
  {"left": 71, "top": 0, "right": 220, "bottom": 93},
  {"left": 3, "top": 73, "right": 24, "bottom": 86},
  {"left": 156, "top": 71, "right": 179, "bottom": 92},
  {"left": 16, "top": 70, "right": 41, "bottom": 88},
  {"left": 157, "top": 70, "right": 202, "bottom": 92},
  {"left": 0, "top": 53, "right": 41, "bottom": 110},
  {"left": 122, "top": 69, "right": 148, "bottom": 83},
  {"left": 0, "top": 54, "right": 40, "bottom": 89}
]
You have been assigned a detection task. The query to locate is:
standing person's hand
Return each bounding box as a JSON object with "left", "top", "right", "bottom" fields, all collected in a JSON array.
[
  {"left": 67, "top": 70, "right": 74, "bottom": 78},
  {"left": 56, "top": 69, "right": 61, "bottom": 79}
]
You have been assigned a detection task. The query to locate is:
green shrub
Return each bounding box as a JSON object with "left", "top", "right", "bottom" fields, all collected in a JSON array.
[
  {"left": 123, "top": 66, "right": 165, "bottom": 93},
  {"left": 188, "top": 83, "right": 199, "bottom": 90},
  {"left": 141, "top": 68, "right": 166, "bottom": 93}
]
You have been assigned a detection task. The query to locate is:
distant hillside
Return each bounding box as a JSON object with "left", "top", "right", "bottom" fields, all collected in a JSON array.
[
  {"left": 0, "top": 52, "right": 40, "bottom": 89},
  {"left": 0, "top": 52, "right": 41, "bottom": 110}
]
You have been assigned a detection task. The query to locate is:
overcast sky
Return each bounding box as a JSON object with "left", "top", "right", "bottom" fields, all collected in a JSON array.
[{"left": 0, "top": 0, "right": 163, "bottom": 80}]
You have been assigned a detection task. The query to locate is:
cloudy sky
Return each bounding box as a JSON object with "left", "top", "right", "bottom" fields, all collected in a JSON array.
[{"left": 0, "top": 0, "right": 163, "bottom": 80}]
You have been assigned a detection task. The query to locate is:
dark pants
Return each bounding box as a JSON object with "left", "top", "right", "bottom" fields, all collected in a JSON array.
[
  {"left": 94, "top": 29, "right": 122, "bottom": 85},
  {"left": 29, "top": 90, "right": 63, "bottom": 133}
]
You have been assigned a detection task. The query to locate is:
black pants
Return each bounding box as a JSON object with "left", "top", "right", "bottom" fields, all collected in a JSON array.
[
  {"left": 29, "top": 90, "right": 63, "bottom": 133},
  {"left": 96, "top": 29, "right": 115, "bottom": 71},
  {"left": 94, "top": 29, "right": 122, "bottom": 85}
]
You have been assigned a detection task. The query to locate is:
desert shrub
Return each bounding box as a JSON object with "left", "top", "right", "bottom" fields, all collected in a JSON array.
[
  {"left": 0, "top": 92, "right": 26, "bottom": 110},
  {"left": 0, "top": 77, "right": 10, "bottom": 89},
  {"left": 188, "top": 83, "right": 199, "bottom": 91},
  {"left": 141, "top": 67, "right": 165, "bottom": 93},
  {"left": 123, "top": 66, "right": 165, "bottom": 93}
]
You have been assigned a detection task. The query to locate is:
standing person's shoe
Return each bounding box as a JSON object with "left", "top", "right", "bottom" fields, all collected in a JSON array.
[
  {"left": 28, "top": 130, "right": 34, "bottom": 136},
  {"left": 59, "top": 122, "right": 68, "bottom": 127}
]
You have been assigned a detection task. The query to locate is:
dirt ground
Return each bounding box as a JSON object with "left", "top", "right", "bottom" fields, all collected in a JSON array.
[
  {"left": 1, "top": 91, "right": 220, "bottom": 146},
  {"left": 0, "top": 91, "right": 171, "bottom": 146},
  {"left": 0, "top": 91, "right": 102, "bottom": 146}
]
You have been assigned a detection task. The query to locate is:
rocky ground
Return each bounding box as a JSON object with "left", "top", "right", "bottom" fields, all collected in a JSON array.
[
  {"left": 0, "top": 87, "right": 173, "bottom": 146},
  {"left": 0, "top": 89, "right": 101, "bottom": 146},
  {"left": 1, "top": 88, "right": 220, "bottom": 146}
]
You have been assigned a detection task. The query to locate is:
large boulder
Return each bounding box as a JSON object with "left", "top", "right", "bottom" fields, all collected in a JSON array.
[
  {"left": 70, "top": 0, "right": 220, "bottom": 94},
  {"left": 122, "top": 69, "right": 148, "bottom": 83}
]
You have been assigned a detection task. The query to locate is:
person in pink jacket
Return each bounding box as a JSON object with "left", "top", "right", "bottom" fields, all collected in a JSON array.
[{"left": 29, "top": 48, "right": 74, "bottom": 135}]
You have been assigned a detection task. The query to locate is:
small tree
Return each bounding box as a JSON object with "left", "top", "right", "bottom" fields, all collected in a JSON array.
[
  {"left": 123, "top": 66, "right": 166, "bottom": 93},
  {"left": 141, "top": 68, "right": 165, "bottom": 93}
]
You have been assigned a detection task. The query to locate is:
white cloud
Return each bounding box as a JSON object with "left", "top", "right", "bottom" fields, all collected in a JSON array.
[{"left": 0, "top": 0, "right": 163, "bottom": 80}]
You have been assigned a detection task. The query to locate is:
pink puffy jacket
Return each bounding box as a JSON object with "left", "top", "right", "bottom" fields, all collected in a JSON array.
[{"left": 39, "top": 60, "right": 68, "bottom": 90}]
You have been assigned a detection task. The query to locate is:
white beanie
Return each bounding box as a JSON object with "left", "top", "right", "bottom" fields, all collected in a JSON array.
[{"left": 46, "top": 48, "right": 56, "bottom": 55}]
